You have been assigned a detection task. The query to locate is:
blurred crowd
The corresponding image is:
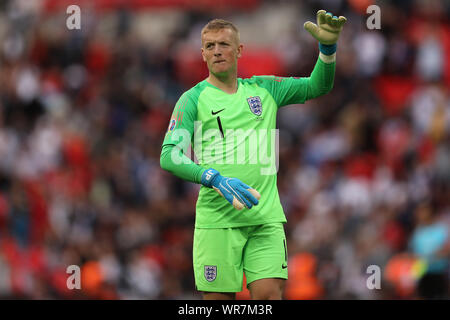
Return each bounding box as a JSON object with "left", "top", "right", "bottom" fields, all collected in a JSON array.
[{"left": 0, "top": 0, "right": 449, "bottom": 300}]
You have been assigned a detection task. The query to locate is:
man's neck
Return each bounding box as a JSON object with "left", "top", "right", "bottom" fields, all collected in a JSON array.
[{"left": 206, "top": 73, "right": 238, "bottom": 94}]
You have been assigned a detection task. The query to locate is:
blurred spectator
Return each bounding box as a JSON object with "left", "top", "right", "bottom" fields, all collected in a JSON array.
[{"left": 409, "top": 202, "right": 449, "bottom": 299}]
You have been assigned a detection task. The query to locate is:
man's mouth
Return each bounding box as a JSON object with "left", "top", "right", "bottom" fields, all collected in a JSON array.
[{"left": 214, "top": 60, "right": 226, "bottom": 64}]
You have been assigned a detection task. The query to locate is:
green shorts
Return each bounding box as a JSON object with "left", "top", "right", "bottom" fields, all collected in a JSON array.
[{"left": 193, "top": 223, "right": 288, "bottom": 293}]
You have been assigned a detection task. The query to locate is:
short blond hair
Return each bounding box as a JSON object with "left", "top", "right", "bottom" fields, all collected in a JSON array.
[{"left": 201, "top": 19, "right": 240, "bottom": 44}]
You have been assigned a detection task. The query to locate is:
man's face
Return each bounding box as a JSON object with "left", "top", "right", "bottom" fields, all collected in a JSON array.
[{"left": 201, "top": 28, "right": 242, "bottom": 77}]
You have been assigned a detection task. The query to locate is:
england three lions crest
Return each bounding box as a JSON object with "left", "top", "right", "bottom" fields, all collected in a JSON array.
[
  {"left": 247, "top": 96, "right": 262, "bottom": 116},
  {"left": 204, "top": 265, "right": 217, "bottom": 282}
]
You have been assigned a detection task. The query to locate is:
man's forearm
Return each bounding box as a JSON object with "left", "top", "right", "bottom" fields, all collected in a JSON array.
[
  {"left": 302, "top": 9, "right": 345, "bottom": 100},
  {"left": 305, "top": 54, "right": 335, "bottom": 100},
  {"left": 160, "top": 144, "right": 205, "bottom": 184}
]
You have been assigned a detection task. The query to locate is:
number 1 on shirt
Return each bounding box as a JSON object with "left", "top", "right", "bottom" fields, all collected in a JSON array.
[{"left": 216, "top": 116, "right": 224, "bottom": 138}]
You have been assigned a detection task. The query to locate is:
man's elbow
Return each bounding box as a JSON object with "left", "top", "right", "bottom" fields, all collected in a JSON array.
[
  {"left": 160, "top": 146, "right": 171, "bottom": 172},
  {"left": 311, "top": 83, "right": 334, "bottom": 99},
  {"left": 321, "top": 81, "right": 334, "bottom": 96},
  {"left": 160, "top": 154, "right": 168, "bottom": 172}
]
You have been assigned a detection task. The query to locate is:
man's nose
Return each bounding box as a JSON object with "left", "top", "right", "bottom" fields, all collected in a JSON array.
[{"left": 213, "top": 45, "right": 222, "bottom": 55}]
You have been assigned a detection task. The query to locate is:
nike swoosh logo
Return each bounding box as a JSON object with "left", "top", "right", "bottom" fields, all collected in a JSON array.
[
  {"left": 282, "top": 264, "right": 288, "bottom": 269},
  {"left": 211, "top": 108, "right": 225, "bottom": 115}
]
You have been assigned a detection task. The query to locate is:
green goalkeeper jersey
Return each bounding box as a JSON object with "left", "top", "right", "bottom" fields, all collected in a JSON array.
[{"left": 161, "top": 57, "right": 335, "bottom": 228}]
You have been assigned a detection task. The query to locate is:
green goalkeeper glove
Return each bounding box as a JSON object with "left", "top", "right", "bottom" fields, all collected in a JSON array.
[{"left": 304, "top": 10, "right": 347, "bottom": 46}]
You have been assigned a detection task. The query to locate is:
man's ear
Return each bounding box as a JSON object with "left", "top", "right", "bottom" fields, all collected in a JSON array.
[
  {"left": 237, "top": 44, "right": 243, "bottom": 59},
  {"left": 201, "top": 47, "right": 207, "bottom": 62}
]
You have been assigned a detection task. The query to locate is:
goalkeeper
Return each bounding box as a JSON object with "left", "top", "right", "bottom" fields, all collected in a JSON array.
[{"left": 160, "top": 10, "right": 346, "bottom": 300}]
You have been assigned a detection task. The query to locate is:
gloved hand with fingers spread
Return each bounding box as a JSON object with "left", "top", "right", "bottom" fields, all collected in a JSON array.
[
  {"left": 304, "top": 10, "right": 347, "bottom": 54},
  {"left": 201, "top": 168, "right": 260, "bottom": 210}
]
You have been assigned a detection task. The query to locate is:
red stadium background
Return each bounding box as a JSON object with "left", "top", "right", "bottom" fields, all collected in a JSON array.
[{"left": 0, "top": 0, "right": 449, "bottom": 300}]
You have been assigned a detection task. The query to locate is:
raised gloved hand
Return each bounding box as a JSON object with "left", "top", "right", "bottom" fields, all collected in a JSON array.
[{"left": 304, "top": 10, "right": 347, "bottom": 46}]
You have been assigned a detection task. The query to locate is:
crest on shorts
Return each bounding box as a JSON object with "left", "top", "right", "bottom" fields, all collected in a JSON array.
[
  {"left": 247, "top": 96, "right": 262, "bottom": 116},
  {"left": 204, "top": 265, "right": 217, "bottom": 282}
]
